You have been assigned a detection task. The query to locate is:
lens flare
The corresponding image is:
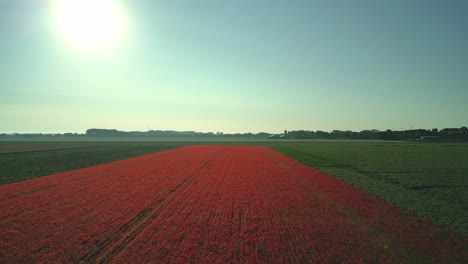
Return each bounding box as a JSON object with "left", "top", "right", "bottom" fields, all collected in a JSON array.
[{"left": 55, "top": 0, "right": 126, "bottom": 53}]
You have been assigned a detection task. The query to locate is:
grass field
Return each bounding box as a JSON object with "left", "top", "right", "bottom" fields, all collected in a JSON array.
[{"left": 1, "top": 139, "right": 467, "bottom": 238}]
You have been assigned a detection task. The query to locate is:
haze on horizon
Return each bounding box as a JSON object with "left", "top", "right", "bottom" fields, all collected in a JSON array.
[{"left": 1, "top": 0, "right": 467, "bottom": 134}]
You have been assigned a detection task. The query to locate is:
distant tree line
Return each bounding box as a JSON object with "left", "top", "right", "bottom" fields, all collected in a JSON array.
[
  {"left": 84, "top": 129, "right": 271, "bottom": 138},
  {"left": 283, "top": 127, "right": 468, "bottom": 141},
  {"left": 1, "top": 127, "right": 467, "bottom": 141}
]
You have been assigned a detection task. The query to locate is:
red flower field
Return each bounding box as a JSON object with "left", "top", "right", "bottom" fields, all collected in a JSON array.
[{"left": 0, "top": 146, "right": 466, "bottom": 263}]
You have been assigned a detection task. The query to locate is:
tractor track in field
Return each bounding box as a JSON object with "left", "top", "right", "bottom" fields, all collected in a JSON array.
[{"left": 79, "top": 155, "right": 220, "bottom": 263}]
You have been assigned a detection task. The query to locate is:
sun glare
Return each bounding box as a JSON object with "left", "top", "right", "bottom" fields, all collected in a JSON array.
[{"left": 55, "top": 0, "right": 126, "bottom": 53}]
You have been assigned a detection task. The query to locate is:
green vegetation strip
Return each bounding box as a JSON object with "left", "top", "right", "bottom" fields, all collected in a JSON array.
[{"left": 271, "top": 142, "right": 468, "bottom": 237}]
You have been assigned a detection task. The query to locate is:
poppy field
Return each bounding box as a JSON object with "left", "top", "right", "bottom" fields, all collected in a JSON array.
[{"left": 0, "top": 145, "right": 466, "bottom": 262}]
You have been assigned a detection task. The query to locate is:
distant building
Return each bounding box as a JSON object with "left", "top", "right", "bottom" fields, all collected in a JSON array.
[
  {"left": 420, "top": 136, "right": 440, "bottom": 141},
  {"left": 268, "top": 134, "right": 286, "bottom": 139}
]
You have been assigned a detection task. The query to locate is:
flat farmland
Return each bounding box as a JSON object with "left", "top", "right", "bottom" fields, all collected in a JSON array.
[
  {"left": 0, "top": 141, "right": 184, "bottom": 184},
  {"left": 1, "top": 145, "right": 465, "bottom": 263},
  {"left": 272, "top": 142, "right": 468, "bottom": 237}
]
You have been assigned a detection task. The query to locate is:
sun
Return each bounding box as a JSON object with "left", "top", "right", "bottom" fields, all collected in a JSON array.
[{"left": 55, "top": 0, "right": 126, "bottom": 53}]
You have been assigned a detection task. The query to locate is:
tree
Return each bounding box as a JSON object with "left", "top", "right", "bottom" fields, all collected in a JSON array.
[{"left": 460, "top": 126, "right": 468, "bottom": 136}]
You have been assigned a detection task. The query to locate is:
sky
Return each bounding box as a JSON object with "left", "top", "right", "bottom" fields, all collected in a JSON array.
[{"left": 1, "top": 0, "right": 467, "bottom": 133}]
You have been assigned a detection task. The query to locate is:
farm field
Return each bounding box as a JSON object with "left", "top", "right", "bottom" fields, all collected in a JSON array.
[
  {"left": 0, "top": 139, "right": 277, "bottom": 185},
  {"left": 0, "top": 141, "right": 184, "bottom": 184},
  {"left": 0, "top": 145, "right": 466, "bottom": 263},
  {"left": 1, "top": 140, "right": 467, "bottom": 238},
  {"left": 0, "top": 138, "right": 280, "bottom": 185},
  {"left": 272, "top": 142, "right": 468, "bottom": 237}
]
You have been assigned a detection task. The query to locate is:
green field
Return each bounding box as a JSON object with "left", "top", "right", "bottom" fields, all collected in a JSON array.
[{"left": 1, "top": 139, "right": 467, "bottom": 237}]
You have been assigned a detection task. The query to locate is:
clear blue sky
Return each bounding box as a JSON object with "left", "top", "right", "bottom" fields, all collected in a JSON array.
[{"left": 1, "top": 0, "right": 467, "bottom": 133}]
